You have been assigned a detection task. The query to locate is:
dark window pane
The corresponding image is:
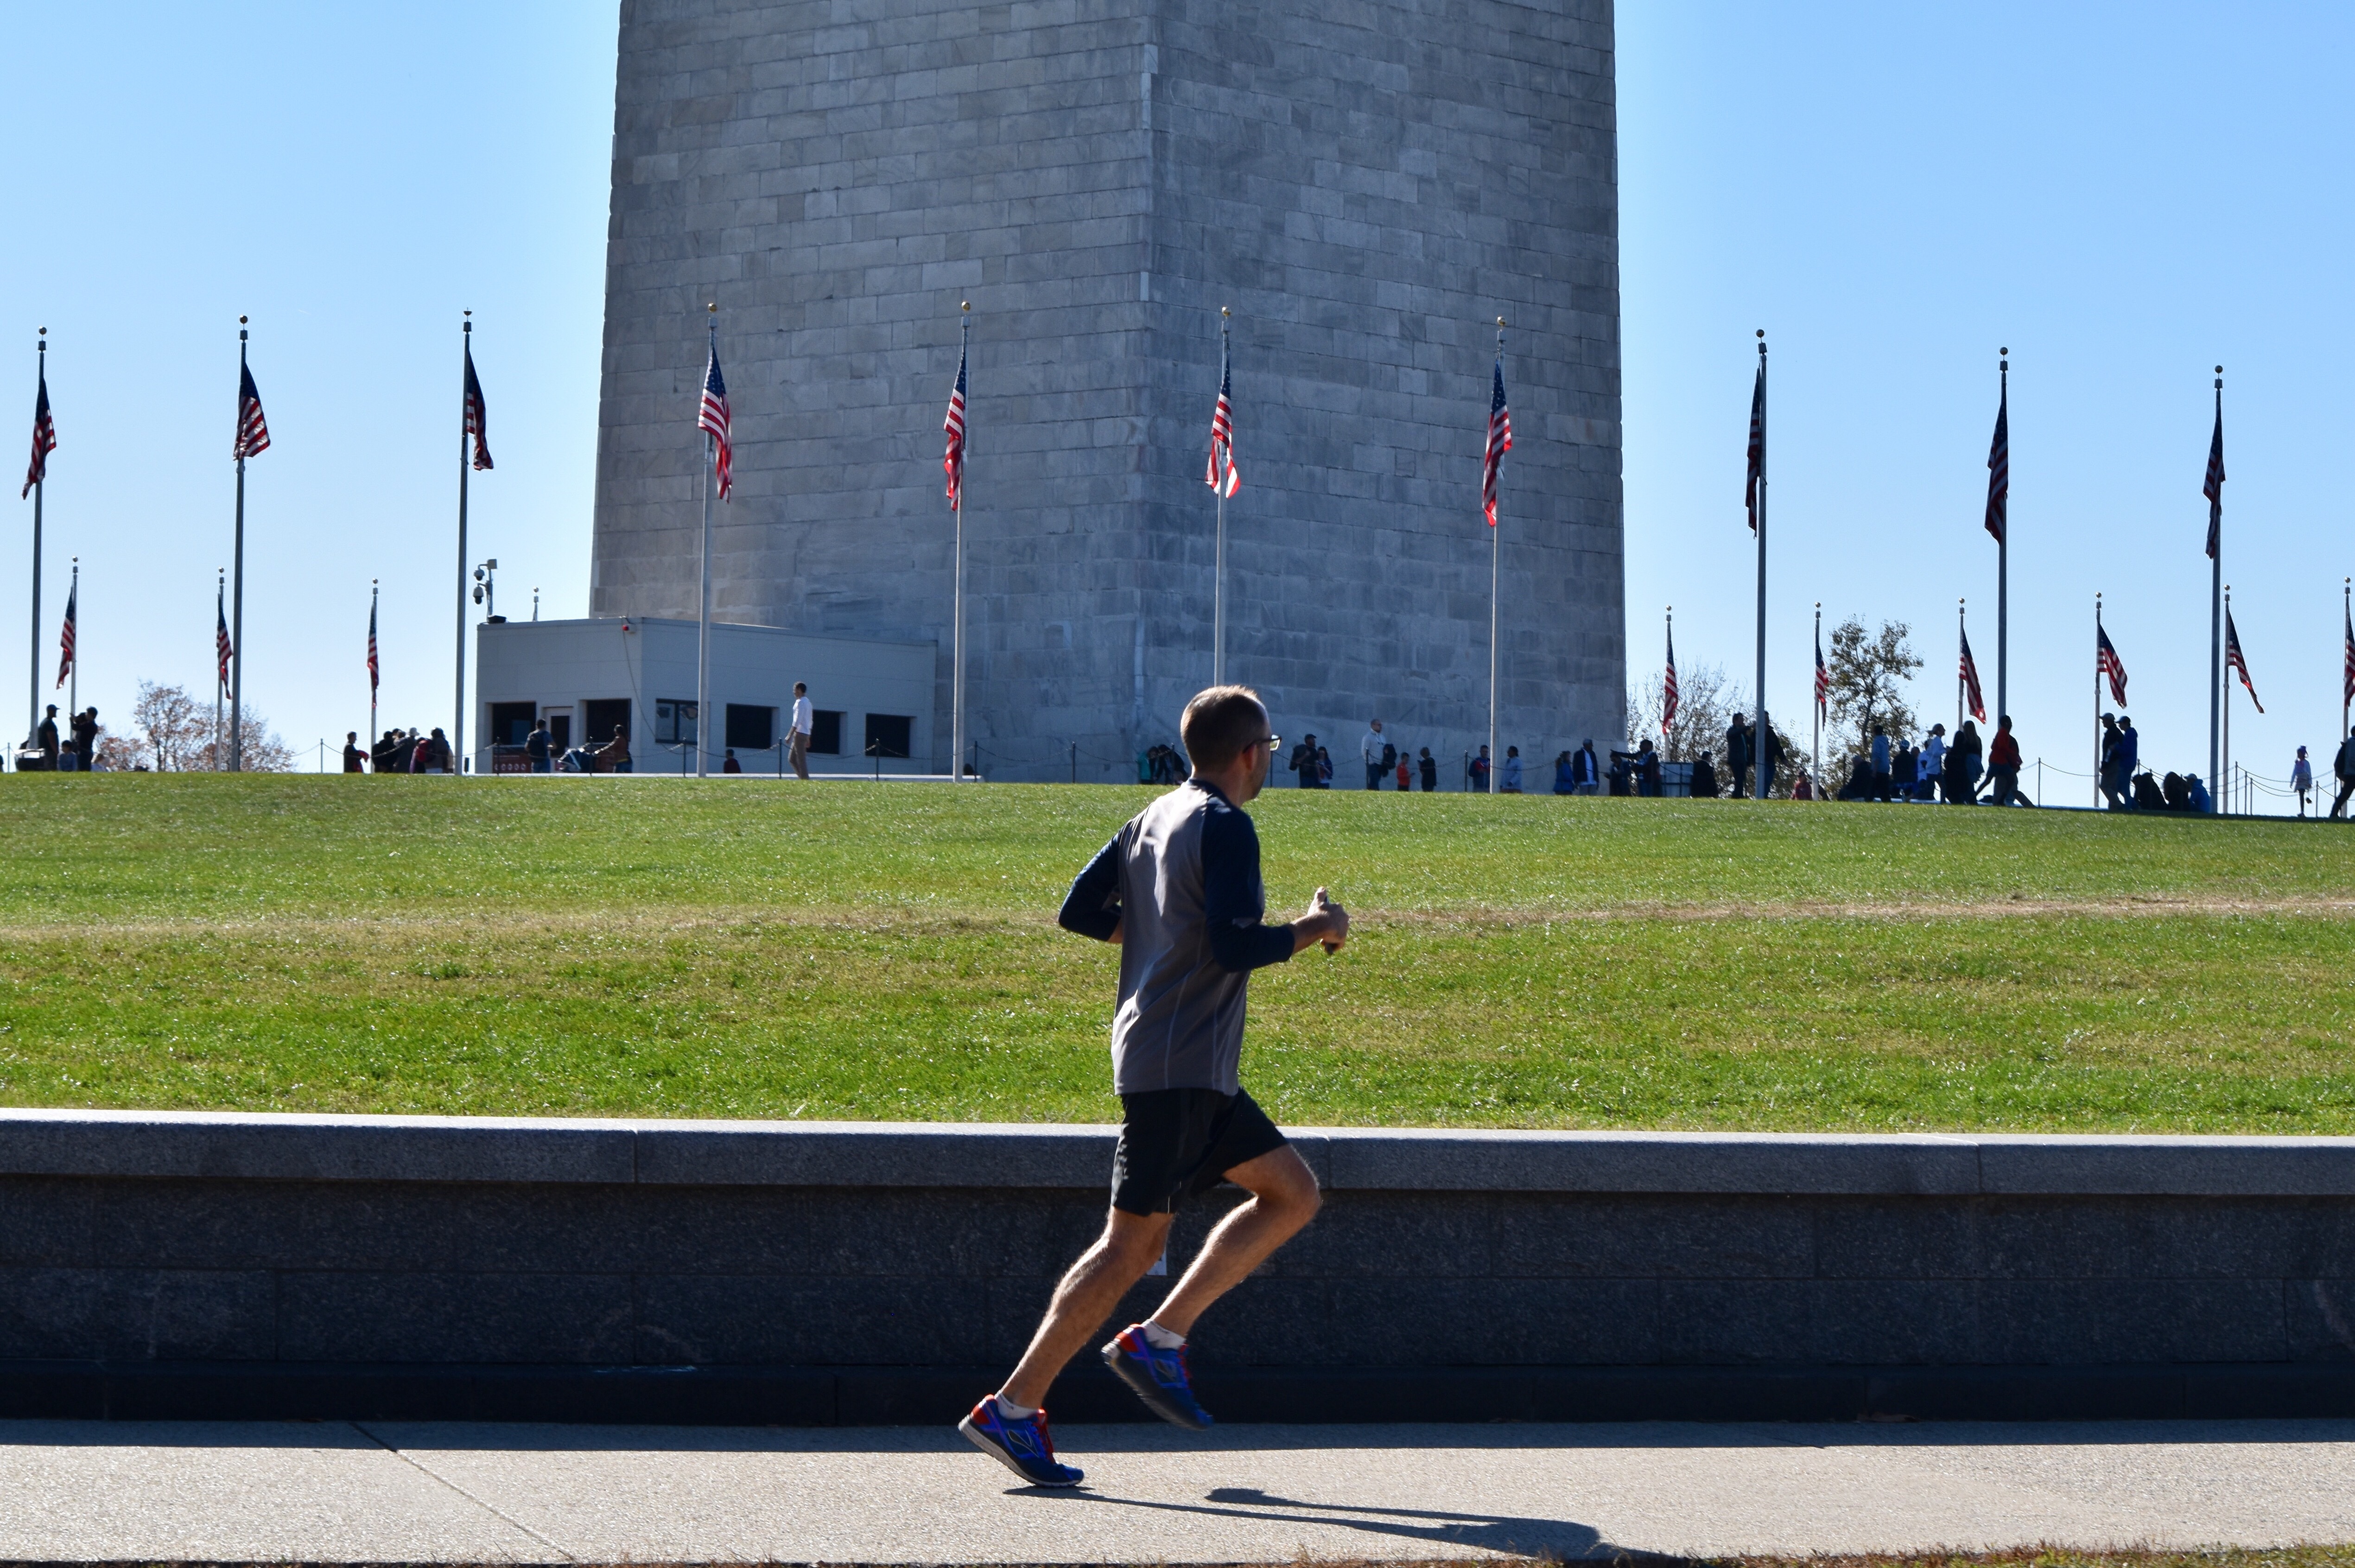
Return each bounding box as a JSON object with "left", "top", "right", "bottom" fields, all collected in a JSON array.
[
  {"left": 725, "top": 704, "right": 774, "bottom": 750},
  {"left": 654, "top": 699, "right": 698, "bottom": 745},
  {"left": 809, "top": 710, "right": 843, "bottom": 755},
  {"left": 488, "top": 702, "right": 536, "bottom": 746},
  {"left": 863, "top": 713, "right": 912, "bottom": 759},
  {"left": 583, "top": 699, "right": 631, "bottom": 748}
]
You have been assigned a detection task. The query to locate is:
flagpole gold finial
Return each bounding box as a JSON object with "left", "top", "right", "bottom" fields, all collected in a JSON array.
[
  {"left": 1222, "top": 305, "right": 1231, "bottom": 318},
  {"left": 961, "top": 300, "right": 970, "bottom": 313}
]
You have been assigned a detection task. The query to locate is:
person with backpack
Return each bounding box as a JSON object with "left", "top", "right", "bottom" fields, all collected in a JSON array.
[{"left": 2331, "top": 733, "right": 2355, "bottom": 820}]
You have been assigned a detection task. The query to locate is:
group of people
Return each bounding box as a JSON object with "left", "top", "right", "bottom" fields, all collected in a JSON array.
[
  {"left": 346, "top": 727, "right": 457, "bottom": 774},
  {"left": 1828, "top": 717, "right": 2028, "bottom": 806},
  {"left": 2094, "top": 713, "right": 2213, "bottom": 814},
  {"left": 27, "top": 703, "right": 103, "bottom": 772},
  {"left": 1279, "top": 720, "right": 1449, "bottom": 791}
]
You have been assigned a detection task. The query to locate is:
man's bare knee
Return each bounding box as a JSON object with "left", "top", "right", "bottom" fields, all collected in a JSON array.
[
  {"left": 1227, "top": 1145, "right": 1321, "bottom": 1224},
  {"left": 1094, "top": 1209, "right": 1172, "bottom": 1273}
]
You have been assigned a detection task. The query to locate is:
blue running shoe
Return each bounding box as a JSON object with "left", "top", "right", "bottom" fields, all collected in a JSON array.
[
  {"left": 1102, "top": 1323, "right": 1213, "bottom": 1429},
  {"left": 959, "top": 1396, "right": 1084, "bottom": 1487}
]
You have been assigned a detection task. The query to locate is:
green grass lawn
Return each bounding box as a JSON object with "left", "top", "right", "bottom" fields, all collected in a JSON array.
[{"left": 1, "top": 775, "right": 2352, "bottom": 1131}]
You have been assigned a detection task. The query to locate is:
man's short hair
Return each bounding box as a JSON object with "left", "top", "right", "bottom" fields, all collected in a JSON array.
[
  {"left": 794, "top": 682, "right": 806, "bottom": 694},
  {"left": 1180, "top": 685, "right": 1268, "bottom": 770}
]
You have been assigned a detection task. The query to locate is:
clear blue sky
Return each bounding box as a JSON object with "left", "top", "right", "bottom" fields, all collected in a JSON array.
[{"left": 6, "top": 3, "right": 2349, "bottom": 792}]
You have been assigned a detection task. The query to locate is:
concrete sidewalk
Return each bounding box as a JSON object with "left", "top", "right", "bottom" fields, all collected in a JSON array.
[{"left": 3, "top": 1418, "right": 2353, "bottom": 1562}]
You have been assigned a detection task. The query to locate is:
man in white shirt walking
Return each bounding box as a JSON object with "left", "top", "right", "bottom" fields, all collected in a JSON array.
[
  {"left": 788, "top": 682, "right": 814, "bottom": 780},
  {"left": 1361, "top": 718, "right": 1389, "bottom": 790}
]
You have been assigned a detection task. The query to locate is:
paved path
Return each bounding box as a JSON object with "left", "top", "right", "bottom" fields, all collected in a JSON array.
[{"left": 3, "top": 1418, "right": 2354, "bottom": 1562}]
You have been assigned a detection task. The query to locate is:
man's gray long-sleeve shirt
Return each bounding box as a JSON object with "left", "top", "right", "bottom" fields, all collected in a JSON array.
[{"left": 1058, "top": 779, "right": 1295, "bottom": 1095}]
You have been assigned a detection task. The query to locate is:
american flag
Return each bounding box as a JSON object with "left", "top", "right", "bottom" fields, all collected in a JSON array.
[
  {"left": 2203, "top": 397, "right": 2225, "bottom": 561},
  {"left": 1662, "top": 621, "right": 1679, "bottom": 734},
  {"left": 698, "top": 344, "right": 731, "bottom": 501},
  {"left": 2344, "top": 602, "right": 2354, "bottom": 716},
  {"left": 1205, "top": 343, "right": 1240, "bottom": 498},
  {"left": 943, "top": 343, "right": 968, "bottom": 511},
  {"left": 1815, "top": 626, "right": 1830, "bottom": 714},
  {"left": 2097, "top": 622, "right": 2128, "bottom": 707},
  {"left": 1744, "top": 359, "right": 1765, "bottom": 533},
  {"left": 55, "top": 579, "right": 75, "bottom": 689},
  {"left": 366, "top": 596, "right": 379, "bottom": 692},
  {"left": 216, "top": 584, "right": 233, "bottom": 687},
  {"left": 1984, "top": 382, "right": 2008, "bottom": 544},
  {"left": 464, "top": 342, "right": 494, "bottom": 472},
  {"left": 1481, "top": 355, "right": 1511, "bottom": 527},
  {"left": 234, "top": 362, "right": 270, "bottom": 460},
  {"left": 1959, "top": 625, "right": 1987, "bottom": 723},
  {"left": 23, "top": 361, "right": 54, "bottom": 499},
  {"left": 2225, "top": 608, "right": 2263, "bottom": 714}
]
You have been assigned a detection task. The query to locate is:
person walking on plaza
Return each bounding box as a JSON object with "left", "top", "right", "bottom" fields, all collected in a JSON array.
[
  {"left": 526, "top": 718, "right": 553, "bottom": 774},
  {"left": 1360, "top": 718, "right": 1388, "bottom": 790},
  {"left": 960, "top": 685, "right": 1346, "bottom": 1487},
  {"left": 1572, "top": 738, "right": 1601, "bottom": 795},
  {"left": 2331, "top": 733, "right": 2355, "bottom": 820},
  {"left": 1500, "top": 745, "right": 1523, "bottom": 794},
  {"left": 1985, "top": 716, "right": 2030, "bottom": 806},
  {"left": 2293, "top": 746, "right": 2314, "bottom": 817},
  {"left": 35, "top": 706, "right": 58, "bottom": 771},
  {"left": 1418, "top": 746, "right": 1437, "bottom": 792},
  {"left": 1553, "top": 750, "right": 1575, "bottom": 796},
  {"left": 788, "top": 682, "right": 813, "bottom": 780},
  {"left": 1726, "top": 714, "right": 1752, "bottom": 798},
  {"left": 342, "top": 732, "right": 367, "bottom": 773},
  {"left": 2116, "top": 716, "right": 2141, "bottom": 810}
]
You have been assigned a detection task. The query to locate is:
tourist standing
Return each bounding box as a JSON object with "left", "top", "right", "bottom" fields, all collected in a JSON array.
[
  {"left": 1985, "top": 716, "right": 2030, "bottom": 806},
  {"left": 1417, "top": 747, "right": 1437, "bottom": 792},
  {"left": 1360, "top": 718, "right": 1388, "bottom": 790},
  {"left": 2293, "top": 746, "right": 2314, "bottom": 817},
  {"left": 2332, "top": 733, "right": 2355, "bottom": 820},
  {"left": 1289, "top": 734, "right": 1318, "bottom": 787},
  {"left": 960, "top": 685, "right": 1344, "bottom": 1486},
  {"left": 1500, "top": 746, "right": 1523, "bottom": 794},
  {"left": 1870, "top": 726, "right": 1892, "bottom": 801},
  {"left": 2115, "top": 716, "right": 2141, "bottom": 809},
  {"left": 1917, "top": 725, "right": 1946, "bottom": 803},
  {"left": 70, "top": 708, "right": 99, "bottom": 772},
  {"left": 526, "top": 719, "right": 553, "bottom": 774},
  {"left": 789, "top": 682, "right": 814, "bottom": 780},
  {"left": 342, "top": 732, "right": 367, "bottom": 773},
  {"left": 35, "top": 706, "right": 58, "bottom": 771},
  {"left": 1469, "top": 745, "right": 1491, "bottom": 792}
]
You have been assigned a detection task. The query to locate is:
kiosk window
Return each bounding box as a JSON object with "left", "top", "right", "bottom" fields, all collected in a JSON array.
[
  {"left": 725, "top": 704, "right": 774, "bottom": 750},
  {"left": 863, "top": 714, "right": 913, "bottom": 759},
  {"left": 809, "top": 710, "right": 843, "bottom": 755}
]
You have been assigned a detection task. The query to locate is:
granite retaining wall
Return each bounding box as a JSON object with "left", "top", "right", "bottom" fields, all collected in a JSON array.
[{"left": 3, "top": 1112, "right": 2353, "bottom": 1423}]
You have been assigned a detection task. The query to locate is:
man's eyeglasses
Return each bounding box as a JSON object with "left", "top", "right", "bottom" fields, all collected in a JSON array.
[{"left": 1251, "top": 734, "right": 1281, "bottom": 753}]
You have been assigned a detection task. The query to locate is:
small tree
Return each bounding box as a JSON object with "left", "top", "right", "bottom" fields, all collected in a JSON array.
[
  {"left": 94, "top": 732, "right": 146, "bottom": 771},
  {"left": 133, "top": 682, "right": 211, "bottom": 772},
  {"left": 1826, "top": 616, "right": 1923, "bottom": 760},
  {"left": 1632, "top": 661, "right": 1737, "bottom": 763},
  {"left": 193, "top": 705, "right": 296, "bottom": 773}
]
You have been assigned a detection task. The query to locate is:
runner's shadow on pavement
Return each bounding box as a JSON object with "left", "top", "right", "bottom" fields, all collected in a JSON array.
[{"left": 1015, "top": 1480, "right": 1617, "bottom": 1560}]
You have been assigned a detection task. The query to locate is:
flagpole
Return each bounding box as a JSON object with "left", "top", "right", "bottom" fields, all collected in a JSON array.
[
  {"left": 1214, "top": 306, "right": 1230, "bottom": 688},
  {"left": 66, "top": 558, "right": 77, "bottom": 724},
  {"left": 697, "top": 303, "right": 717, "bottom": 780},
  {"left": 370, "top": 579, "right": 380, "bottom": 762},
  {"left": 1489, "top": 317, "right": 1504, "bottom": 789},
  {"left": 2344, "top": 577, "right": 2351, "bottom": 743},
  {"left": 953, "top": 301, "right": 970, "bottom": 783},
  {"left": 456, "top": 314, "right": 472, "bottom": 778},
  {"left": 27, "top": 329, "right": 46, "bottom": 755},
  {"left": 215, "top": 570, "right": 225, "bottom": 771},
  {"left": 1995, "top": 349, "right": 2009, "bottom": 725},
  {"left": 2222, "top": 582, "right": 2233, "bottom": 816},
  {"left": 1753, "top": 331, "right": 1768, "bottom": 802},
  {"left": 1811, "top": 601, "right": 1821, "bottom": 797},
  {"left": 2093, "top": 593, "right": 2102, "bottom": 810},
  {"left": 230, "top": 319, "right": 249, "bottom": 773},
  {"left": 2208, "top": 367, "right": 2223, "bottom": 793},
  {"left": 1957, "top": 598, "right": 1966, "bottom": 735}
]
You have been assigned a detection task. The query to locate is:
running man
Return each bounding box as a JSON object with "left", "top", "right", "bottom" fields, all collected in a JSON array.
[{"left": 959, "top": 685, "right": 1348, "bottom": 1487}]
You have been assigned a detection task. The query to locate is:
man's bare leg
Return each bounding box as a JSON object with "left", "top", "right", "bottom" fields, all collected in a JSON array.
[
  {"left": 1146, "top": 1144, "right": 1320, "bottom": 1336},
  {"left": 999, "top": 1207, "right": 1172, "bottom": 1409}
]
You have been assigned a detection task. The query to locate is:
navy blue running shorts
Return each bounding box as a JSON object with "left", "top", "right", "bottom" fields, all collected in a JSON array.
[{"left": 1111, "top": 1087, "right": 1289, "bottom": 1216}]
